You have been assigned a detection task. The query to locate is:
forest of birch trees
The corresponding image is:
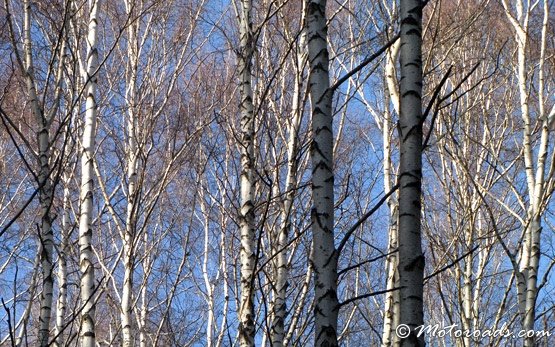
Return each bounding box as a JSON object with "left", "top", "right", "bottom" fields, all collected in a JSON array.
[{"left": 0, "top": 0, "right": 554, "bottom": 346}]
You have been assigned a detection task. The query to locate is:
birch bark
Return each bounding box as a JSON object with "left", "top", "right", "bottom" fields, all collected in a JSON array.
[
  {"left": 270, "top": 19, "right": 307, "bottom": 346},
  {"left": 307, "top": 0, "right": 339, "bottom": 345},
  {"left": 54, "top": 170, "right": 72, "bottom": 347},
  {"left": 500, "top": 2, "right": 552, "bottom": 345},
  {"left": 17, "top": 1, "right": 66, "bottom": 344},
  {"left": 237, "top": 0, "right": 256, "bottom": 345},
  {"left": 381, "top": 38, "right": 401, "bottom": 347},
  {"left": 25, "top": 0, "right": 55, "bottom": 341},
  {"left": 78, "top": 1, "right": 101, "bottom": 346},
  {"left": 397, "top": 0, "right": 425, "bottom": 345},
  {"left": 121, "top": 6, "right": 140, "bottom": 344},
  {"left": 3, "top": 0, "right": 69, "bottom": 343}
]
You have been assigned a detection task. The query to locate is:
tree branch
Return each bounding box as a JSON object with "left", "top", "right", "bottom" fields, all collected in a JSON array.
[
  {"left": 337, "top": 183, "right": 400, "bottom": 255},
  {"left": 330, "top": 34, "right": 400, "bottom": 92}
]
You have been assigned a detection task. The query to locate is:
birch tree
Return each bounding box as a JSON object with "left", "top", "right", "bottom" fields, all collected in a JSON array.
[
  {"left": 2, "top": 0, "right": 68, "bottom": 344},
  {"left": 237, "top": 0, "right": 257, "bottom": 345},
  {"left": 0, "top": 0, "right": 554, "bottom": 345},
  {"left": 307, "top": 0, "right": 340, "bottom": 344},
  {"left": 269, "top": 35, "right": 307, "bottom": 347},
  {"left": 397, "top": 0, "right": 425, "bottom": 345},
  {"left": 54, "top": 113, "right": 78, "bottom": 347},
  {"left": 119, "top": 2, "right": 142, "bottom": 343},
  {"left": 78, "top": 0, "right": 101, "bottom": 345},
  {"left": 499, "top": 1, "right": 555, "bottom": 345},
  {"left": 86, "top": 1, "right": 211, "bottom": 343},
  {"left": 381, "top": 8, "right": 401, "bottom": 342},
  {"left": 247, "top": 2, "right": 310, "bottom": 344},
  {"left": 425, "top": 57, "right": 519, "bottom": 347}
]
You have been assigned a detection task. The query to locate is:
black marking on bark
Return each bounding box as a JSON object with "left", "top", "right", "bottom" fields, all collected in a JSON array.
[
  {"left": 403, "top": 124, "right": 422, "bottom": 140},
  {"left": 404, "top": 255, "right": 425, "bottom": 272},
  {"left": 315, "top": 125, "right": 332, "bottom": 135},
  {"left": 402, "top": 90, "right": 421, "bottom": 98},
  {"left": 406, "top": 28, "right": 421, "bottom": 36},
  {"left": 408, "top": 3, "right": 423, "bottom": 16},
  {"left": 402, "top": 182, "right": 420, "bottom": 189},
  {"left": 401, "top": 17, "right": 419, "bottom": 26}
]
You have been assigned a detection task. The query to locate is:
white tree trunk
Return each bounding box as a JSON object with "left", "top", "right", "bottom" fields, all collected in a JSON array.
[
  {"left": 54, "top": 173, "right": 72, "bottom": 347},
  {"left": 237, "top": 0, "right": 256, "bottom": 345},
  {"left": 307, "top": 0, "right": 339, "bottom": 345},
  {"left": 200, "top": 194, "right": 215, "bottom": 347},
  {"left": 37, "top": 125, "right": 54, "bottom": 347},
  {"left": 139, "top": 231, "right": 150, "bottom": 347},
  {"left": 381, "top": 38, "right": 400, "bottom": 347},
  {"left": 462, "top": 226, "right": 474, "bottom": 347},
  {"left": 397, "top": 0, "right": 425, "bottom": 345},
  {"left": 120, "top": 4, "right": 140, "bottom": 344},
  {"left": 216, "top": 210, "right": 231, "bottom": 347},
  {"left": 21, "top": 1, "right": 55, "bottom": 344},
  {"left": 78, "top": 1, "right": 101, "bottom": 346},
  {"left": 121, "top": 76, "right": 138, "bottom": 347},
  {"left": 5, "top": 1, "right": 67, "bottom": 343},
  {"left": 270, "top": 23, "right": 306, "bottom": 346},
  {"left": 14, "top": 252, "right": 41, "bottom": 347},
  {"left": 501, "top": 2, "right": 552, "bottom": 345},
  {"left": 521, "top": 3, "right": 551, "bottom": 345}
]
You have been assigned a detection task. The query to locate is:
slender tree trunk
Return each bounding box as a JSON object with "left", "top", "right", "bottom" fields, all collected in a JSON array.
[
  {"left": 462, "top": 224, "right": 474, "bottom": 347},
  {"left": 270, "top": 24, "right": 306, "bottom": 346},
  {"left": 397, "top": 0, "right": 425, "bottom": 345},
  {"left": 21, "top": 1, "right": 55, "bottom": 344},
  {"left": 6, "top": 1, "right": 66, "bottom": 344},
  {"left": 307, "top": 0, "right": 339, "bottom": 345},
  {"left": 523, "top": 215, "right": 541, "bottom": 345},
  {"left": 381, "top": 39, "right": 400, "bottom": 347},
  {"left": 237, "top": 0, "right": 256, "bottom": 345},
  {"left": 473, "top": 214, "right": 487, "bottom": 335},
  {"left": 522, "top": 4, "right": 551, "bottom": 344},
  {"left": 21, "top": 0, "right": 60, "bottom": 343},
  {"left": 37, "top": 105, "right": 55, "bottom": 346},
  {"left": 520, "top": 4, "right": 550, "bottom": 346},
  {"left": 382, "top": 181, "right": 400, "bottom": 347},
  {"left": 78, "top": 1, "right": 101, "bottom": 346},
  {"left": 200, "top": 194, "right": 215, "bottom": 347},
  {"left": 139, "top": 231, "right": 150, "bottom": 347},
  {"left": 500, "top": 2, "right": 552, "bottom": 345},
  {"left": 284, "top": 261, "right": 312, "bottom": 346},
  {"left": 121, "top": 105, "right": 138, "bottom": 347},
  {"left": 216, "top": 211, "right": 231, "bottom": 347},
  {"left": 13, "top": 251, "right": 40, "bottom": 347},
  {"left": 270, "top": 198, "right": 289, "bottom": 347},
  {"left": 37, "top": 133, "right": 54, "bottom": 347},
  {"left": 120, "top": 4, "right": 141, "bottom": 344},
  {"left": 54, "top": 174, "right": 71, "bottom": 347},
  {"left": 270, "top": 109, "right": 299, "bottom": 347}
]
